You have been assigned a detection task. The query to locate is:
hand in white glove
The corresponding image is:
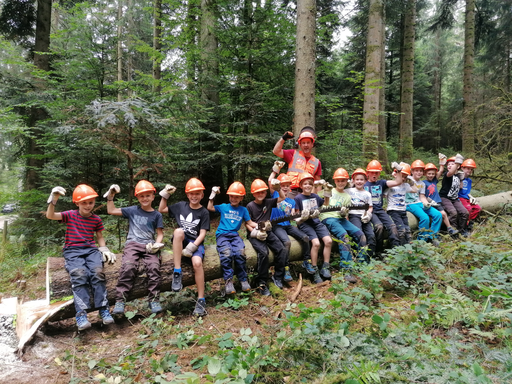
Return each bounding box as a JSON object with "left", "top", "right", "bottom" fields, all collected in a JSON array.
[
  {"left": 406, "top": 175, "right": 416, "bottom": 186},
  {"left": 347, "top": 180, "right": 354, "bottom": 188},
  {"left": 295, "top": 209, "right": 310, "bottom": 225},
  {"left": 146, "top": 242, "right": 165, "bottom": 254},
  {"left": 182, "top": 242, "right": 198, "bottom": 257},
  {"left": 454, "top": 153, "right": 464, "bottom": 165},
  {"left": 271, "top": 178, "right": 281, "bottom": 191},
  {"left": 272, "top": 161, "right": 286, "bottom": 173},
  {"left": 323, "top": 182, "right": 334, "bottom": 198},
  {"left": 427, "top": 198, "right": 439, "bottom": 207},
  {"left": 391, "top": 162, "right": 402, "bottom": 172},
  {"left": 469, "top": 195, "right": 477, "bottom": 205},
  {"left": 310, "top": 209, "right": 320, "bottom": 219},
  {"left": 361, "top": 211, "right": 372, "bottom": 224},
  {"left": 250, "top": 228, "right": 267, "bottom": 241},
  {"left": 103, "top": 184, "right": 120, "bottom": 199},
  {"left": 339, "top": 206, "right": 349, "bottom": 218},
  {"left": 457, "top": 170, "right": 465, "bottom": 181},
  {"left": 262, "top": 221, "right": 272, "bottom": 231},
  {"left": 423, "top": 201, "right": 432, "bottom": 209},
  {"left": 438, "top": 153, "right": 447, "bottom": 166},
  {"left": 47, "top": 186, "right": 66, "bottom": 205},
  {"left": 159, "top": 184, "right": 176, "bottom": 200},
  {"left": 98, "top": 246, "right": 117, "bottom": 264},
  {"left": 209, "top": 186, "right": 221, "bottom": 200}
]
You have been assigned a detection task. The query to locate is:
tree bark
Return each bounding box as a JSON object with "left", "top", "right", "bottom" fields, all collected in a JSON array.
[
  {"left": 152, "top": 0, "right": 162, "bottom": 94},
  {"left": 117, "top": 0, "right": 123, "bottom": 102},
  {"left": 378, "top": 5, "right": 388, "bottom": 166},
  {"left": 293, "top": 0, "right": 316, "bottom": 136},
  {"left": 462, "top": 0, "right": 475, "bottom": 154}
]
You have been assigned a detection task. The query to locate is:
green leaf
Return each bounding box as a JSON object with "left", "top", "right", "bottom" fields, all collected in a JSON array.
[
  {"left": 87, "top": 359, "right": 97, "bottom": 370},
  {"left": 207, "top": 357, "right": 221, "bottom": 375}
]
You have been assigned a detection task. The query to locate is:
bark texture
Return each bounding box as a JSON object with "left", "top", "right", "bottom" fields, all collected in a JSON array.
[{"left": 462, "top": 0, "right": 476, "bottom": 154}]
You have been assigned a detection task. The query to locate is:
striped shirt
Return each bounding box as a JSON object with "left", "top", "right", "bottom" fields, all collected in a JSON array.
[{"left": 60, "top": 210, "right": 104, "bottom": 248}]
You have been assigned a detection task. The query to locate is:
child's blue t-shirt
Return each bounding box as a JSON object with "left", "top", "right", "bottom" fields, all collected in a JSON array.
[
  {"left": 364, "top": 180, "right": 388, "bottom": 210},
  {"left": 270, "top": 191, "right": 295, "bottom": 226},
  {"left": 214, "top": 203, "right": 251, "bottom": 237},
  {"left": 423, "top": 178, "right": 442, "bottom": 203},
  {"left": 459, "top": 177, "right": 472, "bottom": 200}
]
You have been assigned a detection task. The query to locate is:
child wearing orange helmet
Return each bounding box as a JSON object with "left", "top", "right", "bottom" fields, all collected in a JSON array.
[
  {"left": 207, "top": 182, "right": 257, "bottom": 295},
  {"left": 458, "top": 159, "right": 481, "bottom": 231},
  {"left": 158, "top": 178, "right": 210, "bottom": 316},
  {"left": 46, "top": 184, "right": 116, "bottom": 330},
  {"left": 106, "top": 180, "right": 165, "bottom": 315}
]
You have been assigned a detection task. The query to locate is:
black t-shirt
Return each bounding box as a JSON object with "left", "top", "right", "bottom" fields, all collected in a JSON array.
[
  {"left": 168, "top": 201, "right": 210, "bottom": 240},
  {"left": 247, "top": 198, "right": 278, "bottom": 223},
  {"left": 439, "top": 170, "right": 461, "bottom": 200}
]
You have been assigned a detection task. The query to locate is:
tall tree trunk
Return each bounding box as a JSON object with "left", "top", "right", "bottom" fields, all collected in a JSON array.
[
  {"left": 153, "top": 0, "right": 162, "bottom": 93},
  {"left": 398, "top": 0, "right": 415, "bottom": 161},
  {"left": 25, "top": 0, "right": 52, "bottom": 190},
  {"left": 117, "top": 0, "right": 123, "bottom": 102},
  {"left": 293, "top": 0, "right": 316, "bottom": 136},
  {"left": 185, "top": 0, "right": 199, "bottom": 87},
  {"left": 462, "top": 0, "right": 475, "bottom": 154},
  {"left": 126, "top": 0, "right": 133, "bottom": 98},
  {"left": 433, "top": 28, "right": 442, "bottom": 151}
]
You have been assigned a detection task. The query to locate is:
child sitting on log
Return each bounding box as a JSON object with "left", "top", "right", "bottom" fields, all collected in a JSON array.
[
  {"left": 458, "top": 159, "right": 481, "bottom": 232},
  {"left": 46, "top": 184, "right": 116, "bottom": 330},
  {"left": 207, "top": 182, "right": 256, "bottom": 295},
  {"left": 158, "top": 178, "right": 210, "bottom": 316},
  {"left": 106, "top": 180, "right": 164, "bottom": 315}
]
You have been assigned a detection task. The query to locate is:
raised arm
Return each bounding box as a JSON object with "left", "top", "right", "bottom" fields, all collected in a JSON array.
[
  {"left": 46, "top": 186, "right": 66, "bottom": 220},
  {"left": 104, "top": 184, "right": 123, "bottom": 216},
  {"left": 158, "top": 184, "right": 176, "bottom": 214},
  {"left": 273, "top": 131, "right": 294, "bottom": 158}
]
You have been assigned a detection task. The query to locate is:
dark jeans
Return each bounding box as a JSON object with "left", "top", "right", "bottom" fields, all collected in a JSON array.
[
  {"left": 387, "top": 210, "right": 411, "bottom": 245},
  {"left": 116, "top": 241, "right": 161, "bottom": 302},
  {"left": 216, "top": 232, "right": 247, "bottom": 281},
  {"left": 349, "top": 214, "right": 376, "bottom": 259},
  {"left": 248, "top": 231, "right": 286, "bottom": 286},
  {"left": 272, "top": 224, "right": 310, "bottom": 265},
  {"left": 63, "top": 246, "right": 108, "bottom": 313},
  {"left": 441, "top": 197, "right": 469, "bottom": 231},
  {"left": 371, "top": 208, "right": 401, "bottom": 250}
]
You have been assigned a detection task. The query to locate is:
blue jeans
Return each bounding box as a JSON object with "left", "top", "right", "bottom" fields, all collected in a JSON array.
[
  {"left": 322, "top": 218, "right": 367, "bottom": 267},
  {"left": 63, "top": 246, "right": 108, "bottom": 313},
  {"left": 406, "top": 202, "right": 442, "bottom": 240},
  {"left": 216, "top": 233, "right": 247, "bottom": 281}
]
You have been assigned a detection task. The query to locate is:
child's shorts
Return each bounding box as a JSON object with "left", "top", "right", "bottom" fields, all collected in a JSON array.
[
  {"left": 298, "top": 220, "right": 330, "bottom": 241},
  {"left": 183, "top": 235, "right": 205, "bottom": 259}
]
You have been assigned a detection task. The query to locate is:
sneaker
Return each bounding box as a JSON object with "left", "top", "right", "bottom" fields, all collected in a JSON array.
[
  {"left": 344, "top": 274, "right": 357, "bottom": 284},
  {"left": 225, "top": 279, "right": 236, "bottom": 295},
  {"left": 240, "top": 280, "right": 251, "bottom": 292},
  {"left": 113, "top": 301, "right": 125, "bottom": 315},
  {"left": 460, "top": 229, "right": 470, "bottom": 238},
  {"left": 76, "top": 311, "right": 92, "bottom": 331},
  {"left": 283, "top": 267, "right": 293, "bottom": 282},
  {"left": 99, "top": 308, "right": 114, "bottom": 324},
  {"left": 149, "top": 301, "right": 163, "bottom": 314},
  {"left": 193, "top": 299, "right": 207, "bottom": 316},
  {"left": 447, "top": 227, "right": 459, "bottom": 236},
  {"left": 256, "top": 284, "right": 271, "bottom": 296},
  {"left": 271, "top": 275, "right": 283, "bottom": 289},
  {"left": 319, "top": 263, "right": 331, "bottom": 279},
  {"left": 431, "top": 239, "right": 440, "bottom": 247},
  {"left": 302, "top": 260, "right": 315, "bottom": 275},
  {"left": 313, "top": 267, "right": 323, "bottom": 284},
  {"left": 172, "top": 272, "right": 183, "bottom": 292}
]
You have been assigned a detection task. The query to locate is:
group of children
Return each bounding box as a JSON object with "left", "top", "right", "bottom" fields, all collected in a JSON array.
[{"left": 46, "top": 152, "right": 481, "bottom": 330}]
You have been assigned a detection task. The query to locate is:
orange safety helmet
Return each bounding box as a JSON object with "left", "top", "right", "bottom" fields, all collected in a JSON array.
[
  {"left": 298, "top": 172, "right": 314, "bottom": 186},
  {"left": 227, "top": 181, "right": 246, "bottom": 196},
  {"left": 251, "top": 179, "right": 269, "bottom": 193},
  {"left": 73, "top": 184, "right": 99, "bottom": 203},
  {"left": 352, "top": 168, "right": 367, "bottom": 179},
  {"left": 185, "top": 178, "right": 205, "bottom": 193},
  {"left": 411, "top": 160, "right": 425, "bottom": 169},
  {"left": 399, "top": 162, "right": 412, "bottom": 176},
  {"left": 333, "top": 168, "right": 349, "bottom": 180},
  {"left": 298, "top": 131, "right": 315, "bottom": 144},
  {"left": 447, "top": 156, "right": 456, "bottom": 163},
  {"left": 277, "top": 173, "right": 292, "bottom": 184},
  {"left": 424, "top": 163, "right": 438, "bottom": 172},
  {"left": 134, "top": 180, "right": 156, "bottom": 196},
  {"left": 461, "top": 159, "right": 477, "bottom": 169},
  {"left": 366, "top": 160, "right": 382, "bottom": 172}
]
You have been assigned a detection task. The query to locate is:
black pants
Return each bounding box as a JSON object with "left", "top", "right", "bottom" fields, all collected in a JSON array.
[
  {"left": 272, "top": 224, "right": 310, "bottom": 266},
  {"left": 248, "top": 231, "right": 286, "bottom": 286}
]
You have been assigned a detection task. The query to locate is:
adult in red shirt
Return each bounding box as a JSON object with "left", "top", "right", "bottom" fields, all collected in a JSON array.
[{"left": 272, "top": 127, "right": 322, "bottom": 195}]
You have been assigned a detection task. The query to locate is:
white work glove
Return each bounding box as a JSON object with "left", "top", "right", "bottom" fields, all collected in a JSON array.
[
  {"left": 159, "top": 184, "right": 176, "bottom": 200},
  {"left": 295, "top": 209, "right": 310, "bottom": 225},
  {"left": 347, "top": 180, "right": 354, "bottom": 188},
  {"left": 406, "top": 175, "right": 416, "bottom": 186},
  {"left": 250, "top": 228, "right": 267, "bottom": 241},
  {"left": 361, "top": 211, "right": 372, "bottom": 224},
  {"left": 456, "top": 170, "right": 465, "bottom": 181},
  {"left": 427, "top": 198, "right": 439, "bottom": 207},
  {"left": 438, "top": 153, "right": 447, "bottom": 166},
  {"left": 314, "top": 179, "right": 326, "bottom": 188},
  {"left": 103, "top": 184, "right": 120, "bottom": 199},
  {"left": 271, "top": 178, "right": 281, "bottom": 192},
  {"left": 391, "top": 162, "right": 402, "bottom": 172},
  {"left": 469, "top": 195, "right": 477, "bottom": 205},
  {"left": 310, "top": 209, "right": 320, "bottom": 219},
  {"left": 323, "top": 182, "right": 334, "bottom": 198},
  {"left": 209, "top": 186, "right": 221, "bottom": 200},
  {"left": 454, "top": 153, "right": 464, "bottom": 165},
  {"left": 272, "top": 161, "right": 285, "bottom": 173},
  {"left": 339, "top": 206, "right": 349, "bottom": 218},
  {"left": 262, "top": 221, "right": 272, "bottom": 231},
  {"left": 47, "top": 186, "right": 66, "bottom": 205},
  {"left": 182, "top": 242, "right": 198, "bottom": 257},
  {"left": 98, "top": 246, "right": 117, "bottom": 264},
  {"left": 146, "top": 242, "right": 165, "bottom": 254},
  {"left": 423, "top": 201, "right": 432, "bottom": 209}
]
